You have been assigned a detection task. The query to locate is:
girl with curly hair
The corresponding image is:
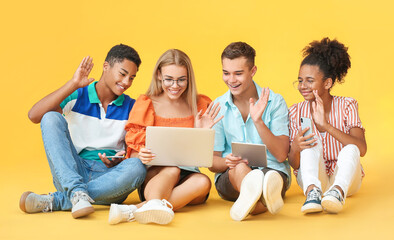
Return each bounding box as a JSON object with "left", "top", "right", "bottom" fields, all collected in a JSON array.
[{"left": 288, "top": 38, "right": 367, "bottom": 214}]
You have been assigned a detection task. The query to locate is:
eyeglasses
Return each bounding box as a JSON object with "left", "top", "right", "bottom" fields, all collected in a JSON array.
[
  {"left": 162, "top": 78, "right": 188, "bottom": 87},
  {"left": 293, "top": 79, "right": 314, "bottom": 89}
]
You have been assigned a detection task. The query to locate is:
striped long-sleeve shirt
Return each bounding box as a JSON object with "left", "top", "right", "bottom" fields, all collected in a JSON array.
[{"left": 289, "top": 96, "right": 365, "bottom": 176}]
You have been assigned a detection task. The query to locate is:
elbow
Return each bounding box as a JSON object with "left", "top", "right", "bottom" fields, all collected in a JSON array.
[
  {"left": 276, "top": 145, "right": 290, "bottom": 163},
  {"left": 275, "top": 150, "right": 289, "bottom": 163},
  {"left": 354, "top": 141, "right": 367, "bottom": 157},
  {"left": 276, "top": 154, "right": 287, "bottom": 163},
  {"left": 208, "top": 158, "right": 216, "bottom": 172},
  {"left": 208, "top": 163, "right": 221, "bottom": 173},
  {"left": 208, "top": 161, "right": 226, "bottom": 173},
  {"left": 360, "top": 144, "right": 367, "bottom": 157},
  {"left": 208, "top": 166, "right": 221, "bottom": 173},
  {"left": 28, "top": 110, "right": 40, "bottom": 124}
]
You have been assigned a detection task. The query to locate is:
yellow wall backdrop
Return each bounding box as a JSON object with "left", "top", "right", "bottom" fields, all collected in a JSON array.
[{"left": 1, "top": 0, "right": 393, "bottom": 239}]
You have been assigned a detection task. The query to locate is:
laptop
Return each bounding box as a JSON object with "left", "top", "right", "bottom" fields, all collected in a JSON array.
[
  {"left": 145, "top": 126, "right": 215, "bottom": 167},
  {"left": 231, "top": 142, "right": 267, "bottom": 167}
]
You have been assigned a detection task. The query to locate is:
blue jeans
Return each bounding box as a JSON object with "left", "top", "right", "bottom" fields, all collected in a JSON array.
[{"left": 40, "top": 112, "right": 146, "bottom": 211}]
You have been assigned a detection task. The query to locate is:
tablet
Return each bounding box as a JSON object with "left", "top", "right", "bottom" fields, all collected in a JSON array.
[
  {"left": 145, "top": 126, "right": 215, "bottom": 167},
  {"left": 231, "top": 142, "right": 267, "bottom": 167}
]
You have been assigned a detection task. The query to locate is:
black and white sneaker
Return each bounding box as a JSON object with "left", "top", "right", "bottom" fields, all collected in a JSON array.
[{"left": 301, "top": 187, "right": 323, "bottom": 214}]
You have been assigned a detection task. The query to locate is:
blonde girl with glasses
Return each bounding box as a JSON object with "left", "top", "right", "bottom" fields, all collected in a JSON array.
[
  {"left": 288, "top": 38, "right": 367, "bottom": 214},
  {"left": 108, "top": 49, "right": 222, "bottom": 225}
]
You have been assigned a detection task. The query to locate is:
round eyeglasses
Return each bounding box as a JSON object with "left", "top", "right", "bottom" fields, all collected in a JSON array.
[
  {"left": 293, "top": 79, "right": 314, "bottom": 89},
  {"left": 162, "top": 79, "right": 188, "bottom": 87}
]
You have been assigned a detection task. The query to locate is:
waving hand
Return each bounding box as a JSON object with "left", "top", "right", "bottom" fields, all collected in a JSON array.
[
  {"left": 71, "top": 56, "right": 95, "bottom": 89},
  {"left": 194, "top": 102, "right": 224, "bottom": 129}
]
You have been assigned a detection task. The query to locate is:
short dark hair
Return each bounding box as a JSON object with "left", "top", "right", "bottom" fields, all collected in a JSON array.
[
  {"left": 301, "top": 37, "right": 351, "bottom": 84},
  {"left": 221, "top": 42, "right": 256, "bottom": 69},
  {"left": 105, "top": 44, "right": 141, "bottom": 69}
]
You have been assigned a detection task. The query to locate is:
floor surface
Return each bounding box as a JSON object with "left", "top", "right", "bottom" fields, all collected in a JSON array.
[{"left": 1, "top": 153, "right": 392, "bottom": 240}]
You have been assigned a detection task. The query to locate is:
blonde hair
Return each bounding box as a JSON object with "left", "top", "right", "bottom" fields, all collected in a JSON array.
[{"left": 146, "top": 49, "right": 198, "bottom": 114}]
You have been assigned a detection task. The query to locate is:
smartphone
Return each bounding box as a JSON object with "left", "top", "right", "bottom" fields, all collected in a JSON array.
[
  {"left": 106, "top": 156, "right": 125, "bottom": 160},
  {"left": 300, "top": 117, "right": 313, "bottom": 142}
]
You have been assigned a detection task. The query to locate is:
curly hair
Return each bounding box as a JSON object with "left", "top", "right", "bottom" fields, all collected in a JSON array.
[{"left": 301, "top": 37, "right": 351, "bottom": 84}]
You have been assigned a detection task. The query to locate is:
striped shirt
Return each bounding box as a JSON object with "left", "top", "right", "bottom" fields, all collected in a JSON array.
[
  {"left": 289, "top": 96, "right": 364, "bottom": 176},
  {"left": 60, "top": 82, "right": 135, "bottom": 160}
]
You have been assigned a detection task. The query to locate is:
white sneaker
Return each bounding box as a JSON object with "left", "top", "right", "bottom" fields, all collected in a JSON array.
[
  {"left": 262, "top": 170, "right": 284, "bottom": 214},
  {"left": 71, "top": 191, "right": 95, "bottom": 218},
  {"left": 322, "top": 188, "right": 344, "bottom": 213},
  {"left": 19, "top": 191, "right": 54, "bottom": 213},
  {"left": 134, "top": 199, "right": 174, "bottom": 225},
  {"left": 230, "top": 169, "right": 264, "bottom": 221},
  {"left": 108, "top": 204, "right": 137, "bottom": 225}
]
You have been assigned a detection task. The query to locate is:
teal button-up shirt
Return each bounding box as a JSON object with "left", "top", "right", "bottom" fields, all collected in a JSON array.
[{"left": 213, "top": 81, "right": 291, "bottom": 187}]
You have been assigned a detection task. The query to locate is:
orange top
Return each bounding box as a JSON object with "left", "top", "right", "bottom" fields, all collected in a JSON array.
[{"left": 125, "top": 94, "right": 212, "bottom": 158}]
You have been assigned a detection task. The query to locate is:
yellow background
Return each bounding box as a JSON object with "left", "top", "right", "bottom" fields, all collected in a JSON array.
[{"left": 1, "top": 0, "right": 393, "bottom": 239}]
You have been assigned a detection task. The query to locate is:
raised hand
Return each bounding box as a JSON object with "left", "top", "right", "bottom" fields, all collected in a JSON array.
[
  {"left": 70, "top": 56, "right": 95, "bottom": 89},
  {"left": 194, "top": 102, "right": 224, "bottom": 129},
  {"left": 311, "top": 90, "right": 329, "bottom": 131},
  {"left": 249, "top": 87, "right": 269, "bottom": 123}
]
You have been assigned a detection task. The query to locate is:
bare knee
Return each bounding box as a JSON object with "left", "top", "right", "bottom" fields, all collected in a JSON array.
[
  {"left": 231, "top": 162, "right": 250, "bottom": 175},
  {"left": 192, "top": 174, "right": 212, "bottom": 195},
  {"left": 228, "top": 163, "right": 251, "bottom": 191},
  {"left": 187, "top": 174, "right": 211, "bottom": 206},
  {"left": 160, "top": 166, "right": 181, "bottom": 178},
  {"left": 229, "top": 162, "right": 251, "bottom": 180},
  {"left": 144, "top": 166, "right": 181, "bottom": 186}
]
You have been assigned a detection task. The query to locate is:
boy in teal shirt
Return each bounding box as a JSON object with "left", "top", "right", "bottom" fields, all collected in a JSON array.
[{"left": 209, "top": 42, "right": 291, "bottom": 221}]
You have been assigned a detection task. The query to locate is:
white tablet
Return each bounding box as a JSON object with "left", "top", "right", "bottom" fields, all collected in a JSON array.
[
  {"left": 145, "top": 126, "right": 215, "bottom": 167},
  {"left": 231, "top": 142, "right": 267, "bottom": 167}
]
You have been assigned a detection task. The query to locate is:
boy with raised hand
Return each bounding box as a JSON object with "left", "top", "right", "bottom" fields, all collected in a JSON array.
[
  {"left": 209, "top": 42, "right": 291, "bottom": 221},
  {"left": 20, "top": 44, "right": 147, "bottom": 219}
]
